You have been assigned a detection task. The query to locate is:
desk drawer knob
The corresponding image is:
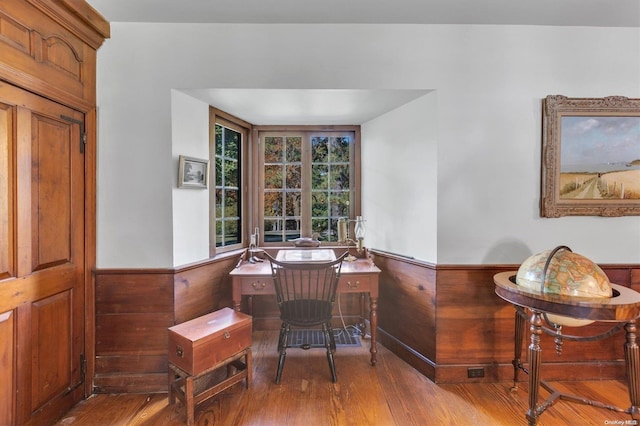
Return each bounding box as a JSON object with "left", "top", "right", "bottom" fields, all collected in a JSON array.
[
  {"left": 176, "top": 345, "right": 184, "bottom": 358},
  {"left": 224, "top": 331, "right": 231, "bottom": 339},
  {"left": 252, "top": 282, "right": 267, "bottom": 290},
  {"left": 347, "top": 281, "right": 359, "bottom": 289}
]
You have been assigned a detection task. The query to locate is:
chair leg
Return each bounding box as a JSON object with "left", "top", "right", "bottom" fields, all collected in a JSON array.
[
  {"left": 275, "top": 323, "right": 289, "bottom": 384},
  {"left": 326, "top": 322, "right": 337, "bottom": 351},
  {"left": 277, "top": 322, "right": 288, "bottom": 353},
  {"left": 323, "top": 323, "right": 337, "bottom": 382}
]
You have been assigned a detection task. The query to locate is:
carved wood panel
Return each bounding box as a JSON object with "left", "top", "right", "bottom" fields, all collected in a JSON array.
[
  {"left": 0, "top": 0, "right": 107, "bottom": 106},
  {"left": 0, "top": 10, "right": 85, "bottom": 94},
  {"left": 0, "top": 310, "right": 15, "bottom": 425},
  {"left": 0, "top": 82, "right": 85, "bottom": 425},
  {"left": 0, "top": 11, "right": 30, "bottom": 54},
  {"left": 0, "top": 0, "right": 107, "bottom": 420},
  {"left": 30, "top": 113, "right": 73, "bottom": 272},
  {"left": 41, "top": 35, "right": 82, "bottom": 80},
  {"left": 31, "top": 291, "right": 73, "bottom": 411},
  {"left": 0, "top": 103, "right": 13, "bottom": 281}
]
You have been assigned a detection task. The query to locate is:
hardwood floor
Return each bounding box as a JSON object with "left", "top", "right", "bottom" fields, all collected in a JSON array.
[{"left": 56, "top": 330, "right": 635, "bottom": 426}]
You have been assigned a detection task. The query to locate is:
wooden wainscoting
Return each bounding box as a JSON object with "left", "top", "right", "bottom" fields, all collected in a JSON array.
[
  {"left": 93, "top": 249, "right": 364, "bottom": 393},
  {"left": 372, "top": 252, "right": 437, "bottom": 380},
  {"left": 93, "top": 248, "right": 640, "bottom": 394},
  {"left": 373, "top": 250, "right": 639, "bottom": 384},
  {"left": 94, "top": 252, "right": 241, "bottom": 393}
]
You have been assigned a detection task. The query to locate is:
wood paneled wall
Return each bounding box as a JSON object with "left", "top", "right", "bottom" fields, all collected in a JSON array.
[
  {"left": 374, "top": 252, "right": 639, "bottom": 384},
  {"left": 93, "top": 249, "right": 640, "bottom": 393},
  {"left": 94, "top": 252, "right": 240, "bottom": 393}
]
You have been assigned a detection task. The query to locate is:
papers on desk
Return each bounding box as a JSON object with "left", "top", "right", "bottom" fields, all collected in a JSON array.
[{"left": 276, "top": 249, "right": 336, "bottom": 262}]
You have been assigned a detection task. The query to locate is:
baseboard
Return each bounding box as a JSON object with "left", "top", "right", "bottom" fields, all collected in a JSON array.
[
  {"left": 93, "top": 373, "right": 167, "bottom": 394},
  {"left": 378, "top": 327, "right": 627, "bottom": 384},
  {"left": 377, "top": 327, "right": 436, "bottom": 380}
]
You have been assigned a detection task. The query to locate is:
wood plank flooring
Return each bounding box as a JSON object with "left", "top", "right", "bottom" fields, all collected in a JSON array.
[{"left": 56, "top": 330, "right": 636, "bottom": 426}]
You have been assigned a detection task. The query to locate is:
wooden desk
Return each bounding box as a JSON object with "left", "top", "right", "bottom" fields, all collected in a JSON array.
[{"left": 230, "top": 255, "right": 381, "bottom": 366}]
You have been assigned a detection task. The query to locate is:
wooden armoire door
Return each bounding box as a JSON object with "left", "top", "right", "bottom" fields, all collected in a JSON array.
[{"left": 0, "top": 82, "right": 86, "bottom": 425}]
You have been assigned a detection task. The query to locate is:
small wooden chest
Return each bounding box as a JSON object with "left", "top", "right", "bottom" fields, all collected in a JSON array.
[{"left": 168, "top": 307, "right": 252, "bottom": 376}]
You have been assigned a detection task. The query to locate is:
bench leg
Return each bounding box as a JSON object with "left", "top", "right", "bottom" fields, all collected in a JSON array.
[
  {"left": 168, "top": 348, "right": 252, "bottom": 424},
  {"left": 185, "top": 376, "right": 195, "bottom": 425},
  {"left": 168, "top": 368, "right": 176, "bottom": 405},
  {"left": 246, "top": 349, "right": 252, "bottom": 388}
]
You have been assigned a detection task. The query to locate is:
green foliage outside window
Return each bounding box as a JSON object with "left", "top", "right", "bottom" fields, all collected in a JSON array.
[{"left": 215, "top": 124, "right": 241, "bottom": 247}]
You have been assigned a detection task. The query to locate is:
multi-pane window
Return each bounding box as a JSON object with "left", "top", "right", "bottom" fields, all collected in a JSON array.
[
  {"left": 214, "top": 122, "right": 242, "bottom": 248},
  {"left": 263, "top": 135, "right": 302, "bottom": 242},
  {"left": 208, "top": 111, "right": 359, "bottom": 254},
  {"left": 260, "top": 129, "right": 358, "bottom": 244},
  {"left": 311, "top": 136, "right": 351, "bottom": 241}
]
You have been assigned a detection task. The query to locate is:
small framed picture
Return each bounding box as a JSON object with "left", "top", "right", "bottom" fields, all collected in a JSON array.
[{"left": 178, "top": 155, "right": 209, "bottom": 189}]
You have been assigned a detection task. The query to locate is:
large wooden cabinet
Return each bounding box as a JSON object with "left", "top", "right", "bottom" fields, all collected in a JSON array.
[{"left": 0, "top": 1, "right": 108, "bottom": 424}]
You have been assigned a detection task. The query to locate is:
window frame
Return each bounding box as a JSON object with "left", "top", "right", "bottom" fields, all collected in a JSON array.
[
  {"left": 252, "top": 125, "right": 361, "bottom": 246},
  {"left": 209, "top": 108, "right": 252, "bottom": 256}
]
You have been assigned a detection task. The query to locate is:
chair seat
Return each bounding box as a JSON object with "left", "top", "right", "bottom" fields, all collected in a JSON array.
[{"left": 280, "top": 300, "right": 333, "bottom": 327}]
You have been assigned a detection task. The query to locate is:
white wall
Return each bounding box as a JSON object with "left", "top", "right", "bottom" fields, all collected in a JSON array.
[
  {"left": 433, "top": 26, "right": 640, "bottom": 264},
  {"left": 362, "top": 93, "right": 438, "bottom": 262},
  {"left": 171, "top": 91, "right": 211, "bottom": 266},
  {"left": 95, "top": 23, "right": 640, "bottom": 268}
]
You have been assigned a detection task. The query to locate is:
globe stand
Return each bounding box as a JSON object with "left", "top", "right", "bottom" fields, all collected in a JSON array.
[{"left": 494, "top": 271, "right": 640, "bottom": 426}]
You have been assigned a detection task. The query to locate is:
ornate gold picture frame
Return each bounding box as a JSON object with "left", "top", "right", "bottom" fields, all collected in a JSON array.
[{"left": 541, "top": 95, "right": 640, "bottom": 217}]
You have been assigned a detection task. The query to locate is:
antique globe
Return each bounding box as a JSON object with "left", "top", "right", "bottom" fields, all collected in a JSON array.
[{"left": 515, "top": 246, "right": 612, "bottom": 327}]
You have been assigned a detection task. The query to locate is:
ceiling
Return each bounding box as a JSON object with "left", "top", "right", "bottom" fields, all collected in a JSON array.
[
  {"left": 86, "top": 0, "right": 639, "bottom": 27},
  {"left": 182, "top": 89, "right": 430, "bottom": 125},
  {"left": 86, "top": 0, "right": 640, "bottom": 125}
]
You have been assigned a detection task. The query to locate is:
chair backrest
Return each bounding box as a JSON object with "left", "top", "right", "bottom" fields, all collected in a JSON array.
[{"left": 266, "top": 252, "right": 348, "bottom": 326}]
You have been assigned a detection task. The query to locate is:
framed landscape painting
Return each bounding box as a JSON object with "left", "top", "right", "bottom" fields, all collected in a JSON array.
[
  {"left": 178, "top": 155, "right": 209, "bottom": 189},
  {"left": 540, "top": 95, "right": 640, "bottom": 217}
]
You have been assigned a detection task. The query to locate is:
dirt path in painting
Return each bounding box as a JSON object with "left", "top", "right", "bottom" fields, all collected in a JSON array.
[
  {"left": 563, "top": 177, "right": 602, "bottom": 199},
  {"left": 560, "top": 169, "right": 640, "bottom": 199}
]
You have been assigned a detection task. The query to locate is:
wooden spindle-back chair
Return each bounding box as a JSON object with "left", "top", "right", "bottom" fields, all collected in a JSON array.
[{"left": 265, "top": 252, "right": 347, "bottom": 384}]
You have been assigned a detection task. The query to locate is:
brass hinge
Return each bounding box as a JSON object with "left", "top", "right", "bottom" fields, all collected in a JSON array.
[{"left": 60, "top": 114, "right": 86, "bottom": 154}]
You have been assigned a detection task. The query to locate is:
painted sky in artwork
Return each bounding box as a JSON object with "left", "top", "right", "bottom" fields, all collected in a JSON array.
[{"left": 561, "top": 116, "right": 640, "bottom": 166}]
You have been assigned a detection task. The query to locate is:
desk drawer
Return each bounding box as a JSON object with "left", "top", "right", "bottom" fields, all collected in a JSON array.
[
  {"left": 240, "top": 277, "right": 275, "bottom": 295},
  {"left": 338, "top": 275, "right": 371, "bottom": 293}
]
